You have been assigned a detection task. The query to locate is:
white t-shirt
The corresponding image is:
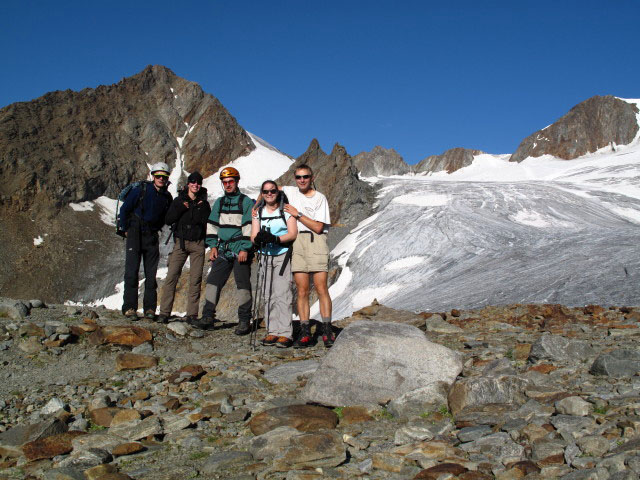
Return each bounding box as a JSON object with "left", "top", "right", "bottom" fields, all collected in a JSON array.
[{"left": 283, "top": 186, "right": 331, "bottom": 233}]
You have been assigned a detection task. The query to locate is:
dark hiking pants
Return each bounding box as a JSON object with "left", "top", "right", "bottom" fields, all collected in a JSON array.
[
  {"left": 202, "top": 255, "right": 252, "bottom": 321},
  {"left": 122, "top": 221, "right": 160, "bottom": 314}
]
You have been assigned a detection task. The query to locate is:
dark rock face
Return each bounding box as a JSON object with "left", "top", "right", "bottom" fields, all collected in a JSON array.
[
  {"left": 510, "top": 95, "right": 639, "bottom": 163},
  {"left": 353, "top": 146, "right": 411, "bottom": 176},
  {"left": 0, "top": 65, "right": 253, "bottom": 302},
  {"left": 276, "top": 139, "right": 375, "bottom": 235},
  {"left": 0, "top": 64, "right": 252, "bottom": 215},
  {"left": 414, "top": 147, "right": 484, "bottom": 174}
]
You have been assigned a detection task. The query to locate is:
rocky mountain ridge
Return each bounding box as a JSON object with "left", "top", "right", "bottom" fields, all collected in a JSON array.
[
  {"left": 0, "top": 64, "right": 253, "bottom": 217},
  {"left": 0, "top": 65, "right": 254, "bottom": 303},
  {"left": 353, "top": 95, "right": 639, "bottom": 177},
  {"left": 277, "top": 139, "right": 376, "bottom": 241},
  {"left": 510, "top": 95, "right": 639, "bottom": 163}
]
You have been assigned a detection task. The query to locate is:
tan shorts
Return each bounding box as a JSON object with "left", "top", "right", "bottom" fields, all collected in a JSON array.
[{"left": 291, "top": 232, "right": 329, "bottom": 273}]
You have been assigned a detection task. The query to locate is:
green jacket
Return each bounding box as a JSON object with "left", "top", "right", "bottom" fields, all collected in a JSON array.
[{"left": 205, "top": 191, "right": 254, "bottom": 257}]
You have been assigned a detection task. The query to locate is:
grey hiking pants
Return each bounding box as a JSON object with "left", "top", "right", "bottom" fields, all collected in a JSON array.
[
  {"left": 160, "top": 239, "right": 205, "bottom": 317},
  {"left": 202, "top": 255, "right": 252, "bottom": 321},
  {"left": 259, "top": 253, "right": 293, "bottom": 339}
]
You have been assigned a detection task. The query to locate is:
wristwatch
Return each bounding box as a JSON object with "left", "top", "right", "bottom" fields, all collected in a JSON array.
[{"left": 296, "top": 212, "right": 303, "bottom": 219}]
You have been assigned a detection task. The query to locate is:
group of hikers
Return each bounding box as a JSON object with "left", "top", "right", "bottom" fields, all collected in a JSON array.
[{"left": 117, "top": 162, "right": 336, "bottom": 348}]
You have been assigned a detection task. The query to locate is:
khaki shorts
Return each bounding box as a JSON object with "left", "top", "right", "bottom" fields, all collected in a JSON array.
[{"left": 291, "top": 232, "right": 329, "bottom": 273}]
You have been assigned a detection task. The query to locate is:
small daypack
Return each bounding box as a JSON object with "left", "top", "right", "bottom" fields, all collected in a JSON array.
[
  {"left": 256, "top": 191, "right": 293, "bottom": 276},
  {"left": 115, "top": 181, "right": 151, "bottom": 237}
]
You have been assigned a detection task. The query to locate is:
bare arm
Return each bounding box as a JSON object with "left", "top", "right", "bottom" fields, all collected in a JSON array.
[
  {"left": 283, "top": 204, "right": 326, "bottom": 234},
  {"left": 278, "top": 215, "right": 298, "bottom": 243},
  {"left": 250, "top": 217, "right": 260, "bottom": 244}
]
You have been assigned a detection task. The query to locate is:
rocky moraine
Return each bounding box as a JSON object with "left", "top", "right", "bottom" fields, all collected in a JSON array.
[{"left": 0, "top": 297, "right": 639, "bottom": 479}]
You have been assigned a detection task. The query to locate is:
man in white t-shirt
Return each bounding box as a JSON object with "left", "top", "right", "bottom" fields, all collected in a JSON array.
[{"left": 282, "top": 164, "right": 336, "bottom": 348}]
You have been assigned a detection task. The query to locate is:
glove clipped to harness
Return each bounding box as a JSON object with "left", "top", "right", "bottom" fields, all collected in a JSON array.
[{"left": 255, "top": 229, "right": 279, "bottom": 246}]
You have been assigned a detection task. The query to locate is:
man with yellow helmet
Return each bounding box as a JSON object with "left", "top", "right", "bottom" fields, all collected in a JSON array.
[{"left": 192, "top": 166, "right": 254, "bottom": 334}]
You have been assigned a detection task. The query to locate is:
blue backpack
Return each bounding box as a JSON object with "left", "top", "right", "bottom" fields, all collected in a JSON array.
[{"left": 115, "top": 181, "right": 150, "bottom": 237}]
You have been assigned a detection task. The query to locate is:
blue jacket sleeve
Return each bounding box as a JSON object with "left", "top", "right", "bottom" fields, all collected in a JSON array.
[{"left": 119, "top": 186, "right": 142, "bottom": 232}]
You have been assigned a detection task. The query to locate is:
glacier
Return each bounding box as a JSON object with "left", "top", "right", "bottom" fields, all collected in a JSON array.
[{"left": 322, "top": 143, "right": 640, "bottom": 320}]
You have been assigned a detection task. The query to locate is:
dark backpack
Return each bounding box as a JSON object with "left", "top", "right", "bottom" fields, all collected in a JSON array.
[{"left": 115, "top": 181, "right": 150, "bottom": 237}]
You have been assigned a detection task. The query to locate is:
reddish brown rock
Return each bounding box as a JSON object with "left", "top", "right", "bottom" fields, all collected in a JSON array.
[
  {"left": 584, "top": 305, "right": 605, "bottom": 315},
  {"left": 163, "top": 397, "right": 181, "bottom": 410},
  {"left": 110, "top": 409, "right": 141, "bottom": 426},
  {"left": 89, "top": 326, "right": 152, "bottom": 347},
  {"left": 458, "top": 473, "right": 493, "bottom": 480},
  {"left": 372, "top": 452, "right": 404, "bottom": 473},
  {"left": 507, "top": 460, "right": 541, "bottom": 475},
  {"left": 21, "top": 431, "right": 85, "bottom": 461},
  {"left": 414, "top": 463, "right": 468, "bottom": 479},
  {"left": 83, "top": 464, "right": 118, "bottom": 479},
  {"left": 527, "top": 364, "right": 559, "bottom": 374},
  {"left": 43, "top": 339, "right": 68, "bottom": 348},
  {"left": 167, "top": 364, "right": 205, "bottom": 384},
  {"left": 70, "top": 324, "right": 97, "bottom": 336},
  {"left": 513, "top": 343, "right": 532, "bottom": 362},
  {"left": 115, "top": 353, "right": 157, "bottom": 371},
  {"left": 89, "top": 407, "right": 123, "bottom": 428},
  {"left": 200, "top": 404, "right": 221, "bottom": 418},
  {"left": 249, "top": 405, "right": 338, "bottom": 436},
  {"left": 273, "top": 430, "right": 346, "bottom": 469},
  {"left": 112, "top": 442, "right": 145, "bottom": 456},
  {"left": 340, "top": 406, "right": 374, "bottom": 425}
]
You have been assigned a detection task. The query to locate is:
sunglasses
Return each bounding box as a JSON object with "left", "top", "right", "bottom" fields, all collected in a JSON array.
[
  {"left": 222, "top": 179, "right": 236, "bottom": 185},
  {"left": 295, "top": 174, "right": 311, "bottom": 180},
  {"left": 262, "top": 189, "right": 278, "bottom": 195},
  {"left": 188, "top": 181, "right": 202, "bottom": 185},
  {"left": 154, "top": 174, "right": 168, "bottom": 180}
]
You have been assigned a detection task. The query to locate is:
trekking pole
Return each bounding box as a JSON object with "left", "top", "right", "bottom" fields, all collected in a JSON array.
[
  {"left": 250, "top": 251, "right": 263, "bottom": 350},
  {"left": 256, "top": 249, "right": 270, "bottom": 348},
  {"left": 264, "top": 254, "right": 276, "bottom": 345}
]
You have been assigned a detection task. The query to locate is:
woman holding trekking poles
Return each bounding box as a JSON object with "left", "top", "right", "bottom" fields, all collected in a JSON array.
[{"left": 251, "top": 180, "right": 298, "bottom": 348}]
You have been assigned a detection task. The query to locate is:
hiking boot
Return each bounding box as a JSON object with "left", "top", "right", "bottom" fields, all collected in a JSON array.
[
  {"left": 185, "top": 315, "right": 198, "bottom": 325},
  {"left": 293, "top": 322, "right": 312, "bottom": 349},
  {"left": 190, "top": 316, "right": 215, "bottom": 330},
  {"left": 234, "top": 319, "right": 251, "bottom": 336},
  {"left": 276, "top": 336, "right": 293, "bottom": 348},
  {"left": 321, "top": 322, "right": 336, "bottom": 348},
  {"left": 261, "top": 334, "right": 278, "bottom": 346},
  {"left": 144, "top": 310, "right": 156, "bottom": 321},
  {"left": 157, "top": 314, "right": 169, "bottom": 324},
  {"left": 124, "top": 309, "right": 138, "bottom": 320}
]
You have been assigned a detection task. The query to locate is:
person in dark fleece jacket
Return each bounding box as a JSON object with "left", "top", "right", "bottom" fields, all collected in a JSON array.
[
  {"left": 119, "top": 162, "right": 173, "bottom": 320},
  {"left": 158, "top": 171, "right": 211, "bottom": 324}
]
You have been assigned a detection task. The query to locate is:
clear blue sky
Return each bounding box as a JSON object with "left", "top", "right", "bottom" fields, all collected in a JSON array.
[{"left": 2, "top": 1, "right": 639, "bottom": 164}]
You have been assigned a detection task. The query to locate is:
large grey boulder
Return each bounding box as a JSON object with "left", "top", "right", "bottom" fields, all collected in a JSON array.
[
  {"left": 300, "top": 321, "right": 463, "bottom": 407},
  {"left": 0, "top": 297, "right": 30, "bottom": 321},
  {"left": 590, "top": 349, "right": 640, "bottom": 378},
  {"left": 529, "top": 333, "right": 595, "bottom": 363}
]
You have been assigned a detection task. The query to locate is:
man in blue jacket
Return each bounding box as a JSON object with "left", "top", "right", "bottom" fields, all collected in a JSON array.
[{"left": 119, "top": 163, "right": 173, "bottom": 320}]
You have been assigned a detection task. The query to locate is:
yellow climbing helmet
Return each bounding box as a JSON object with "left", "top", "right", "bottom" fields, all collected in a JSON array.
[{"left": 219, "top": 166, "right": 240, "bottom": 180}]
